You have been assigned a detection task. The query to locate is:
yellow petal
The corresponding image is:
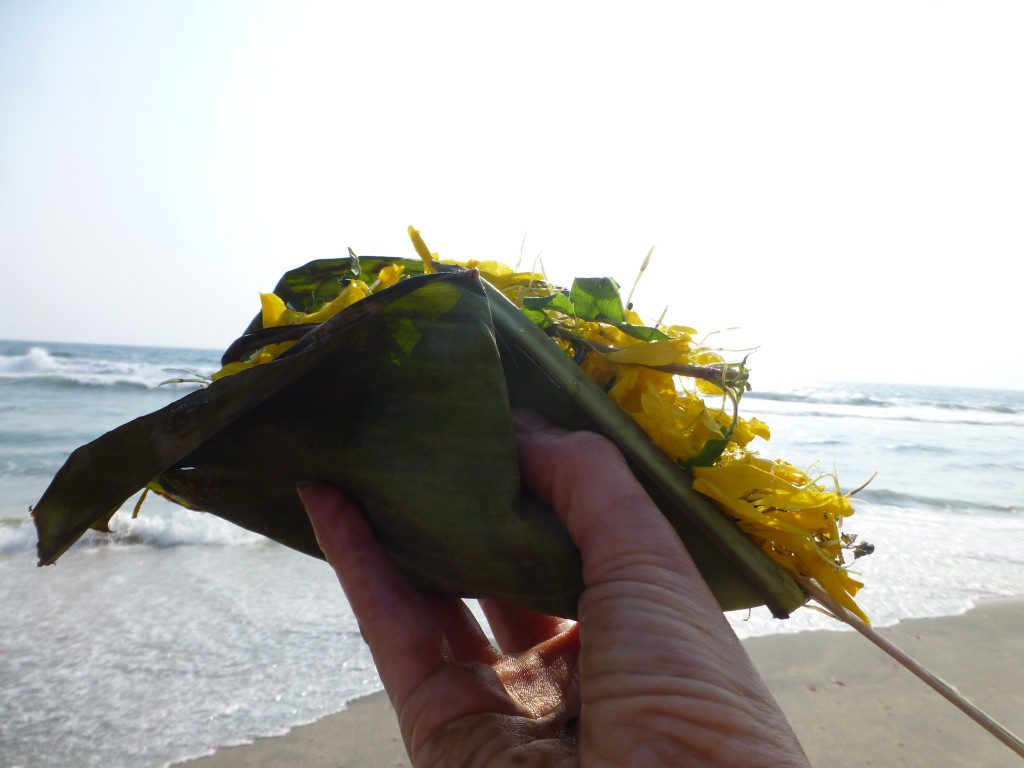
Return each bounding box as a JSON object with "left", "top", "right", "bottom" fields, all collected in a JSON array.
[
  {"left": 378, "top": 264, "right": 405, "bottom": 289},
  {"left": 408, "top": 226, "right": 436, "bottom": 274},
  {"left": 603, "top": 339, "right": 691, "bottom": 366},
  {"left": 259, "top": 293, "right": 289, "bottom": 329},
  {"left": 303, "top": 282, "right": 372, "bottom": 324}
]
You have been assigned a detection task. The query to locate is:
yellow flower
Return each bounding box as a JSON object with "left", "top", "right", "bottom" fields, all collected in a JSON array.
[
  {"left": 635, "top": 383, "right": 728, "bottom": 462},
  {"left": 692, "top": 456, "right": 866, "bottom": 622}
]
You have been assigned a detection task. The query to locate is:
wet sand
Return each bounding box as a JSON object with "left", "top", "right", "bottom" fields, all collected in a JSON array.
[{"left": 176, "top": 599, "right": 1024, "bottom": 767}]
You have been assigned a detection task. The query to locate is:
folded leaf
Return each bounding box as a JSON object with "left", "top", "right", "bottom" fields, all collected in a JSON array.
[{"left": 33, "top": 263, "right": 806, "bottom": 619}]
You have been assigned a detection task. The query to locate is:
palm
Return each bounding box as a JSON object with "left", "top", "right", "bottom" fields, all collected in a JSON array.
[{"left": 392, "top": 598, "right": 580, "bottom": 767}]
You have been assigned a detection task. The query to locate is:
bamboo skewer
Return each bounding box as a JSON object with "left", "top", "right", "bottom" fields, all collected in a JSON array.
[{"left": 798, "top": 577, "right": 1024, "bottom": 760}]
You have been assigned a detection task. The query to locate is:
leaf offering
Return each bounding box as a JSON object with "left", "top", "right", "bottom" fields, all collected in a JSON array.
[{"left": 33, "top": 228, "right": 869, "bottom": 622}]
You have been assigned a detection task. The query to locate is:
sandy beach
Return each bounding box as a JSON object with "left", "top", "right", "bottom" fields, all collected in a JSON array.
[{"left": 177, "top": 599, "right": 1024, "bottom": 768}]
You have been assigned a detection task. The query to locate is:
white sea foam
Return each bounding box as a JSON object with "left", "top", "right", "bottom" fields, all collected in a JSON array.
[
  {"left": 106, "top": 497, "right": 265, "bottom": 548},
  {"left": 2, "top": 497, "right": 263, "bottom": 556},
  {"left": 0, "top": 346, "right": 58, "bottom": 375},
  {"left": 0, "top": 520, "right": 38, "bottom": 555},
  {"left": 0, "top": 343, "right": 216, "bottom": 390}
]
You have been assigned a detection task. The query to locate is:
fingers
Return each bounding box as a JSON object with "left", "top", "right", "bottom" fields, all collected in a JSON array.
[
  {"left": 420, "top": 593, "right": 502, "bottom": 664},
  {"left": 512, "top": 411, "right": 701, "bottom": 587},
  {"left": 479, "top": 599, "right": 574, "bottom": 655},
  {"left": 510, "top": 412, "right": 761, "bottom": 686},
  {"left": 298, "top": 483, "right": 497, "bottom": 708}
]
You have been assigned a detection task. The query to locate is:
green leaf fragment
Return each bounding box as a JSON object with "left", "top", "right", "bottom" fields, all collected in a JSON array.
[
  {"left": 679, "top": 437, "right": 732, "bottom": 470},
  {"left": 569, "top": 277, "right": 625, "bottom": 323},
  {"left": 607, "top": 320, "right": 671, "bottom": 342},
  {"left": 522, "top": 292, "right": 576, "bottom": 317}
]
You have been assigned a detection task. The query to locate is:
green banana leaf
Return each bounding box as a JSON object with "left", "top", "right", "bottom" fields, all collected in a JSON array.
[{"left": 33, "top": 259, "right": 806, "bottom": 619}]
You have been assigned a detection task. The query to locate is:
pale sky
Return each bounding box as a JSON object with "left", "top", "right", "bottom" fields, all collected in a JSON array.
[{"left": 2, "top": 1, "right": 1021, "bottom": 390}]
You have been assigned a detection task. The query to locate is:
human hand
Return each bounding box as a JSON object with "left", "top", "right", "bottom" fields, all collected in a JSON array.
[{"left": 299, "top": 411, "right": 809, "bottom": 767}]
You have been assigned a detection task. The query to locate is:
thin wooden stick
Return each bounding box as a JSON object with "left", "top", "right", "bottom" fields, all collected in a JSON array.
[{"left": 797, "top": 577, "right": 1024, "bottom": 760}]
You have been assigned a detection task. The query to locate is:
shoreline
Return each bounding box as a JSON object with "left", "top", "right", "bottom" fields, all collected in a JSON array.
[{"left": 175, "top": 598, "right": 1024, "bottom": 768}]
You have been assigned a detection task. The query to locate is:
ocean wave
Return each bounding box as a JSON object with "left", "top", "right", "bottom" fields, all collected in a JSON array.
[
  {"left": 1, "top": 374, "right": 160, "bottom": 393},
  {"left": 748, "top": 389, "right": 892, "bottom": 409},
  {"left": 980, "top": 403, "right": 1019, "bottom": 415},
  {"left": 0, "top": 519, "right": 38, "bottom": 555},
  {"left": 747, "top": 382, "right": 1023, "bottom": 416},
  {"left": 106, "top": 505, "right": 265, "bottom": 548},
  {"left": 745, "top": 388, "right": 1024, "bottom": 427},
  {"left": 748, "top": 405, "right": 1023, "bottom": 428},
  {"left": 857, "top": 487, "right": 1023, "bottom": 515},
  {"left": 0, "top": 455, "right": 67, "bottom": 482},
  {"left": 1, "top": 504, "right": 264, "bottom": 557},
  {"left": 880, "top": 442, "right": 956, "bottom": 455},
  {"left": 0, "top": 346, "right": 210, "bottom": 391}
]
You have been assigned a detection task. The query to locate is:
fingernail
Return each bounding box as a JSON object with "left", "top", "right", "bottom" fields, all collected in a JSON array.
[{"left": 511, "top": 409, "right": 551, "bottom": 433}]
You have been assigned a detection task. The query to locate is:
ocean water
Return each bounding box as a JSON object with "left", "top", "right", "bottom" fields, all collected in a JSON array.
[{"left": 2, "top": 338, "right": 1023, "bottom": 768}]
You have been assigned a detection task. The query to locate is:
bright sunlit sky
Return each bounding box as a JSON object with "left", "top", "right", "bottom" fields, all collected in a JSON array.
[{"left": 2, "top": 1, "right": 1021, "bottom": 390}]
